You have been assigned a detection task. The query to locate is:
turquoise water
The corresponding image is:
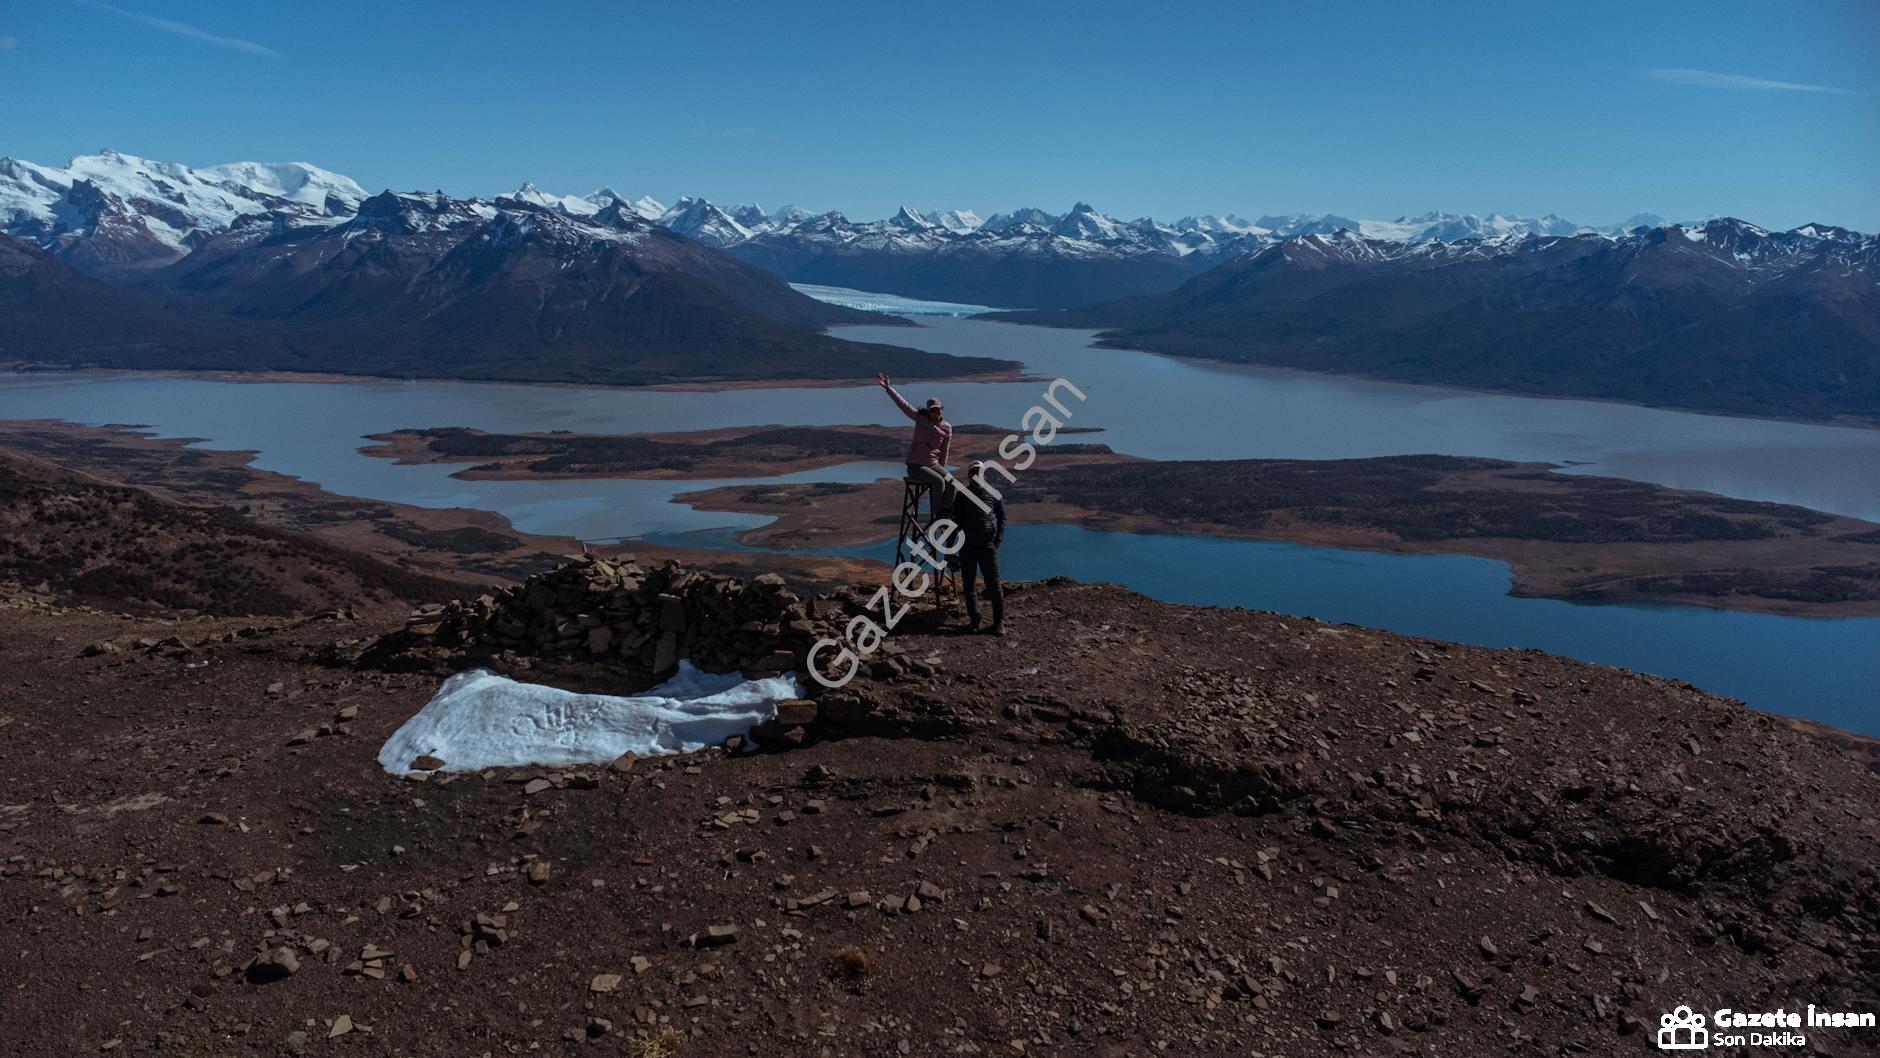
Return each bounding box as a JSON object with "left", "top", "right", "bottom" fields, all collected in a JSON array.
[{"left": 651, "top": 524, "right": 1880, "bottom": 735}]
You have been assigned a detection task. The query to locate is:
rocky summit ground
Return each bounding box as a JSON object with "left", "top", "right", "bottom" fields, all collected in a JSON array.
[{"left": 2, "top": 568, "right": 1878, "bottom": 1058}]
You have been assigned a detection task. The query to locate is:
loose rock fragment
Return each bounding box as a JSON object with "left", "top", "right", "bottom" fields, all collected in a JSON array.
[{"left": 245, "top": 946, "right": 299, "bottom": 983}]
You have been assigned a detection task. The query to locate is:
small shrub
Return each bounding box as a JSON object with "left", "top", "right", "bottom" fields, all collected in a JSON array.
[
  {"left": 638, "top": 1027, "right": 682, "bottom": 1058},
  {"left": 830, "top": 944, "right": 877, "bottom": 991}
]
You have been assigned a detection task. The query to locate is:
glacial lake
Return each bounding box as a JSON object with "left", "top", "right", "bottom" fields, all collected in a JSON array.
[
  {"left": 2, "top": 302, "right": 1877, "bottom": 733},
  {"left": 661, "top": 524, "right": 1880, "bottom": 736}
]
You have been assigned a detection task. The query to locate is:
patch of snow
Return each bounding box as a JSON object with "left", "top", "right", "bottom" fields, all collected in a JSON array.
[
  {"left": 729, "top": 203, "right": 771, "bottom": 231},
  {"left": 376, "top": 662, "right": 804, "bottom": 773},
  {"left": 198, "top": 160, "right": 367, "bottom": 211},
  {"left": 2, "top": 149, "right": 366, "bottom": 256},
  {"left": 768, "top": 203, "right": 815, "bottom": 227},
  {"left": 508, "top": 182, "right": 603, "bottom": 216},
  {"left": 980, "top": 206, "right": 1060, "bottom": 232},
  {"left": 1604, "top": 213, "right": 1670, "bottom": 234},
  {"left": 924, "top": 208, "right": 984, "bottom": 233},
  {"left": 888, "top": 205, "right": 936, "bottom": 231},
  {"left": 1172, "top": 214, "right": 1270, "bottom": 236},
  {"left": 656, "top": 196, "right": 755, "bottom": 247}
]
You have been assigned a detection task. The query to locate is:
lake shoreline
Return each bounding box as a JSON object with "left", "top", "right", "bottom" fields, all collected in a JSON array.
[
  {"left": 345, "top": 416, "right": 1880, "bottom": 618},
  {"left": 681, "top": 489, "right": 1880, "bottom": 619},
  {"left": 1051, "top": 330, "right": 1880, "bottom": 434},
  {"left": 669, "top": 455, "right": 1880, "bottom": 619},
  {"left": 0, "top": 420, "right": 889, "bottom": 594},
  {"left": 6, "top": 302, "right": 1879, "bottom": 734},
  {"left": 355, "top": 423, "right": 1114, "bottom": 481},
  {"left": 337, "top": 418, "right": 1880, "bottom": 618},
  {"left": 0, "top": 362, "right": 1043, "bottom": 395}
]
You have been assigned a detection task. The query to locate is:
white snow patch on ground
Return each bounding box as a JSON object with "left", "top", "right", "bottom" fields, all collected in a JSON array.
[{"left": 377, "top": 663, "right": 803, "bottom": 773}]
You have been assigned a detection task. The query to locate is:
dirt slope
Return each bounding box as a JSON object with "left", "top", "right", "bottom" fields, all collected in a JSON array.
[
  {"left": 0, "top": 449, "right": 465, "bottom": 616},
  {"left": 1, "top": 566, "right": 1875, "bottom": 1056}
]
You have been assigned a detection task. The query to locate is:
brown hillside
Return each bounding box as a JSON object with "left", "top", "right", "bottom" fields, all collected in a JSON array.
[
  {"left": 3, "top": 558, "right": 1873, "bottom": 1056},
  {"left": 0, "top": 449, "right": 464, "bottom": 616}
]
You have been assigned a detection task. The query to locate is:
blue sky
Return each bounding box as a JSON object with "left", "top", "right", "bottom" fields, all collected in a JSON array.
[{"left": 2, "top": 0, "right": 1874, "bottom": 229}]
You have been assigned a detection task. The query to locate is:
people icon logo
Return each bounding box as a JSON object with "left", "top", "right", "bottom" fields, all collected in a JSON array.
[{"left": 1658, "top": 1006, "right": 1708, "bottom": 1050}]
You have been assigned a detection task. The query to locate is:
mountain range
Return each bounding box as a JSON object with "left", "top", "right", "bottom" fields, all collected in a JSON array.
[
  {"left": 0, "top": 152, "right": 1012, "bottom": 386},
  {"left": 992, "top": 221, "right": 1880, "bottom": 422},
  {"left": 4, "top": 150, "right": 1672, "bottom": 303},
  {"left": 645, "top": 197, "right": 1675, "bottom": 309},
  {"left": 3, "top": 150, "right": 1875, "bottom": 417},
  {"left": 0, "top": 149, "right": 367, "bottom": 274}
]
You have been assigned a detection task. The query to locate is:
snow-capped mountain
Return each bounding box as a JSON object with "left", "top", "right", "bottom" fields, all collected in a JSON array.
[
  {"left": 1242, "top": 213, "right": 1360, "bottom": 237},
  {"left": 1347, "top": 211, "right": 1589, "bottom": 242},
  {"left": 1606, "top": 213, "right": 1671, "bottom": 234},
  {"left": 609, "top": 199, "right": 1765, "bottom": 307},
  {"left": 721, "top": 205, "right": 1228, "bottom": 309},
  {"left": 1173, "top": 214, "right": 1270, "bottom": 236},
  {"left": 887, "top": 206, "right": 936, "bottom": 232},
  {"left": 726, "top": 203, "right": 770, "bottom": 231},
  {"left": 0, "top": 149, "right": 1841, "bottom": 314},
  {"left": 507, "top": 183, "right": 666, "bottom": 221},
  {"left": 768, "top": 204, "right": 815, "bottom": 228},
  {"left": 655, "top": 196, "right": 756, "bottom": 248},
  {"left": 509, "top": 182, "right": 598, "bottom": 216},
  {"left": 0, "top": 149, "right": 365, "bottom": 273},
  {"left": 193, "top": 161, "right": 366, "bottom": 214},
  {"left": 980, "top": 207, "right": 1060, "bottom": 233},
  {"left": 1, "top": 153, "right": 1868, "bottom": 415},
  {"left": 995, "top": 217, "right": 1880, "bottom": 422},
  {"left": 1050, "top": 202, "right": 1134, "bottom": 243},
  {"left": 923, "top": 209, "right": 984, "bottom": 233},
  {"left": 14, "top": 186, "right": 1010, "bottom": 386}
]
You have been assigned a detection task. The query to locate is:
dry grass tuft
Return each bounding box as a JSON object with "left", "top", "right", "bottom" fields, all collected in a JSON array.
[
  {"left": 830, "top": 944, "right": 877, "bottom": 991},
  {"left": 638, "top": 1028, "right": 682, "bottom": 1058}
]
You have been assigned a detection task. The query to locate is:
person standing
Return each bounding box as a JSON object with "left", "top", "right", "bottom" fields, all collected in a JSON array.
[
  {"left": 876, "top": 372, "right": 952, "bottom": 511},
  {"left": 952, "top": 462, "right": 1006, "bottom": 636}
]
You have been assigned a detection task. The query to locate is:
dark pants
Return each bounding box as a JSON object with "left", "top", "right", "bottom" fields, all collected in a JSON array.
[{"left": 960, "top": 544, "right": 1003, "bottom": 628}]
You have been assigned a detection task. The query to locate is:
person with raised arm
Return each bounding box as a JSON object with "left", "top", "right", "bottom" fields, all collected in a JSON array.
[{"left": 876, "top": 371, "right": 954, "bottom": 509}]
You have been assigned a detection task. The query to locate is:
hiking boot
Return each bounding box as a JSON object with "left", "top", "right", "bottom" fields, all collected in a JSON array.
[{"left": 985, "top": 623, "right": 1005, "bottom": 638}]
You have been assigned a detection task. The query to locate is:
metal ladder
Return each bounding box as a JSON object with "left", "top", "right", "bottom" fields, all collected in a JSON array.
[{"left": 895, "top": 475, "right": 956, "bottom": 608}]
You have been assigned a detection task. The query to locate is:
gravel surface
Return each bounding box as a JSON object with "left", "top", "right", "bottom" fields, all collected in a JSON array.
[{"left": 2, "top": 576, "right": 1876, "bottom": 1056}]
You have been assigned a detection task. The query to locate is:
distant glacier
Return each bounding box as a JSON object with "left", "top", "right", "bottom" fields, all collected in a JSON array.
[{"left": 791, "top": 283, "right": 1000, "bottom": 317}]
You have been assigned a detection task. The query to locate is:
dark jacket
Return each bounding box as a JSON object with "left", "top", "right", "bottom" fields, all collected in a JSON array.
[{"left": 952, "top": 488, "right": 1005, "bottom": 550}]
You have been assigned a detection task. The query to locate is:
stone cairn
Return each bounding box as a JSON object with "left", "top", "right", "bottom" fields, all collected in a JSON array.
[
  {"left": 381, "top": 554, "right": 833, "bottom": 680},
  {"left": 359, "top": 555, "right": 936, "bottom": 746}
]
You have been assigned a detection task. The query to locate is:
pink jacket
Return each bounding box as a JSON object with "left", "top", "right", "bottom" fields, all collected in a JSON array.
[{"left": 886, "top": 386, "right": 951, "bottom": 467}]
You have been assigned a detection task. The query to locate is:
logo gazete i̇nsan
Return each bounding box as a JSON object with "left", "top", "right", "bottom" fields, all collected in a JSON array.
[
  {"left": 1657, "top": 1002, "right": 1876, "bottom": 1050},
  {"left": 1657, "top": 1006, "right": 1706, "bottom": 1050}
]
